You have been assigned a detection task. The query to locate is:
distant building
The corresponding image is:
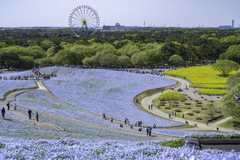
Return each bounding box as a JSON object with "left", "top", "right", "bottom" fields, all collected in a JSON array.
[
  {"left": 219, "top": 19, "right": 234, "bottom": 29},
  {"left": 103, "top": 23, "right": 143, "bottom": 31},
  {"left": 219, "top": 25, "right": 233, "bottom": 29},
  {"left": 103, "top": 23, "right": 125, "bottom": 31}
]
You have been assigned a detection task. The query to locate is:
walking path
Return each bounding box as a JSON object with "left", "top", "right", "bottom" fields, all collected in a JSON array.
[
  {"left": 141, "top": 76, "right": 239, "bottom": 133},
  {"left": 0, "top": 80, "right": 178, "bottom": 139},
  {"left": 1, "top": 70, "right": 238, "bottom": 140},
  {"left": 34, "top": 80, "right": 177, "bottom": 139}
]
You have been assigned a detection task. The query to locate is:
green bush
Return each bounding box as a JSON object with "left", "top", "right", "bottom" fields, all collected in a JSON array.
[
  {"left": 198, "top": 89, "right": 227, "bottom": 95},
  {"left": 175, "top": 109, "right": 182, "bottom": 112},
  {"left": 158, "top": 91, "right": 187, "bottom": 100},
  {"left": 156, "top": 139, "right": 184, "bottom": 148}
]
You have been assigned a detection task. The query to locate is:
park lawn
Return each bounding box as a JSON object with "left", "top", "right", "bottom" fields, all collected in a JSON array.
[
  {"left": 164, "top": 66, "right": 240, "bottom": 89},
  {"left": 219, "top": 117, "right": 240, "bottom": 129},
  {"left": 152, "top": 97, "right": 223, "bottom": 124}
]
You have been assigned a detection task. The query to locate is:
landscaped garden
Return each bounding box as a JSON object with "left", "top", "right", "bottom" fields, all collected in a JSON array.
[{"left": 152, "top": 91, "right": 223, "bottom": 123}]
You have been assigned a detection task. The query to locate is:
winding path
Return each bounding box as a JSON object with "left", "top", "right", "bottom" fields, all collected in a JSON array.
[
  {"left": 141, "top": 76, "right": 239, "bottom": 133},
  {"left": 0, "top": 79, "right": 178, "bottom": 139}
]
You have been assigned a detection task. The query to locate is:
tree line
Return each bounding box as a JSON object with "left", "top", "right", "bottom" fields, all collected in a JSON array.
[{"left": 0, "top": 27, "right": 240, "bottom": 70}]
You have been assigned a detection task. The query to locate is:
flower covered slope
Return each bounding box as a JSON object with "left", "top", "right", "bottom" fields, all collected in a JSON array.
[
  {"left": 15, "top": 90, "right": 131, "bottom": 131},
  {"left": 0, "top": 70, "right": 37, "bottom": 99},
  {"left": 41, "top": 67, "right": 183, "bottom": 127}
]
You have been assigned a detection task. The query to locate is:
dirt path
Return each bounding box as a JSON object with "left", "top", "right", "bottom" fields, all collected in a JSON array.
[{"left": 141, "top": 76, "right": 239, "bottom": 133}]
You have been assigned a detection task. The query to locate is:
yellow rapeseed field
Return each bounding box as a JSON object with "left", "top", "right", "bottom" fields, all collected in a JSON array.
[
  {"left": 164, "top": 66, "right": 240, "bottom": 89},
  {"left": 198, "top": 89, "right": 227, "bottom": 95}
]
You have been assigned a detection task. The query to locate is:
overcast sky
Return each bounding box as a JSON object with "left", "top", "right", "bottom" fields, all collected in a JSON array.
[{"left": 1, "top": 0, "right": 240, "bottom": 28}]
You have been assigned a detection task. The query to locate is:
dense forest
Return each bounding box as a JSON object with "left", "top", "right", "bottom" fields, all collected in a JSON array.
[{"left": 0, "top": 27, "right": 240, "bottom": 70}]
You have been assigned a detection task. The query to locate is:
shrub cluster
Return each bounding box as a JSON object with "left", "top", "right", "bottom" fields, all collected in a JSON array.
[
  {"left": 198, "top": 89, "right": 227, "bottom": 96},
  {"left": 158, "top": 91, "right": 186, "bottom": 100}
]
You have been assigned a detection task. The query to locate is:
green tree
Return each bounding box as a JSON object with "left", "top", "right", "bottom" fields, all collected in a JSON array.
[
  {"left": 207, "top": 105, "right": 216, "bottom": 118},
  {"left": 0, "top": 52, "right": 21, "bottom": 70},
  {"left": 146, "top": 49, "right": 162, "bottom": 69},
  {"left": 40, "top": 40, "right": 55, "bottom": 51},
  {"left": 100, "top": 54, "right": 118, "bottom": 67},
  {"left": 26, "top": 45, "right": 46, "bottom": 59},
  {"left": 212, "top": 60, "right": 239, "bottom": 77},
  {"left": 20, "top": 56, "right": 34, "bottom": 69},
  {"left": 82, "top": 57, "right": 92, "bottom": 66},
  {"left": 131, "top": 52, "right": 148, "bottom": 67},
  {"left": 227, "top": 72, "right": 240, "bottom": 89},
  {"left": 222, "top": 84, "right": 240, "bottom": 118},
  {"left": 0, "top": 42, "right": 8, "bottom": 48},
  {"left": 219, "top": 45, "right": 240, "bottom": 64},
  {"left": 169, "top": 54, "right": 184, "bottom": 66},
  {"left": 118, "top": 55, "right": 131, "bottom": 68}
]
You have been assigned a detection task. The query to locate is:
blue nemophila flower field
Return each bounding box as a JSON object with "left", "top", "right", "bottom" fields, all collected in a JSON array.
[
  {"left": 0, "top": 138, "right": 240, "bottom": 159},
  {"left": 1, "top": 67, "right": 240, "bottom": 159},
  {"left": 41, "top": 67, "right": 183, "bottom": 127},
  {"left": 0, "top": 70, "right": 36, "bottom": 99}
]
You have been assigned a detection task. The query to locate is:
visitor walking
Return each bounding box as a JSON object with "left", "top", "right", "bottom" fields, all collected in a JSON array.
[
  {"left": 169, "top": 113, "right": 171, "bottom": 119},
  {"left": 36, "top": 112, "right": 39, "bottom": 122},
  {"left": 217, "top": 127, "right": 219, "bottom": 132},
  {"left": 146, "top": 128, "right": 149, "bottom": 136},
  {"left": 149, "top": 128, "right": 152, "bottom": 136},
  {"left": 136, "top": 99, "right": 138, "bottom": 103},
  {"left": 182, "top": 114, "right": 184, "bottom": 118},
  {"left": 14, "top": 103, "right": 17, "bottom": 110},
  {"left": 111, "top": 117, "right": 113, "bottom": 123},
  {"left": 206, "top": 121, "right": 208, "bottom": 126},
  {"left": 151, "top": 104, "right": 153, "bottom": 109},
  {"left": 7, "top": 101, "right": 10, "bottom": 110},
  {"left": 153, "top": 124, "right": 156, "bottom": 129},
  {"left": 1, "top": 107, "right": 5, "bottom": 119},
  {"left": 28, "top": 109, "right": 32, "bottom": 119}
]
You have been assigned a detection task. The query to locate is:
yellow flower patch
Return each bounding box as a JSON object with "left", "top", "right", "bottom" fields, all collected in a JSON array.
[{"left": 165, "top": 66, "right": 240, "bottom": 89}]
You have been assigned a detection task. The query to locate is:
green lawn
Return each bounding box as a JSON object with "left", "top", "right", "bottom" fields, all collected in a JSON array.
[{"left": 152, "top": 98, "right": 223, "bottom": 124}]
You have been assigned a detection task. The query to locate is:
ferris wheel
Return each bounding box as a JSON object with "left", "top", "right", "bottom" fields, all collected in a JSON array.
[{"left": 69, "top": 5, "right": 100, "bottom": 36}]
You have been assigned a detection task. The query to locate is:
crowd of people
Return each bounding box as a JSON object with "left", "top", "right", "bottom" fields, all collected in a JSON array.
[{"left": 1, "top": 102, "right": 39, "bottom": 122}]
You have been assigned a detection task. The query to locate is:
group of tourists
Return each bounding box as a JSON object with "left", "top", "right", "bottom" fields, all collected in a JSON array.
[
  {"left": 148, "top": 104, "right": 153, "bottom": 110},
  {"left": 1, "top": 102, "right": 39, "bottom": 122},
  {"left": 32, "top": 68, "right": 56, "bottom": 80},
  {"left": 146, "top": 127, "right": 152, "bottom": 136},
  {"left": 0, "top": 75, "right": 30, "bottom": 80},
  {"left": 27, "top": 109, "right": 39, "bottom": 122}
]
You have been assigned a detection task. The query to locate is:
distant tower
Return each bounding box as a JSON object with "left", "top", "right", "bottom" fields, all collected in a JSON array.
[
  {"left": 232, "top": 19, "right": 234, "bottom": 28},
  {"left": 144, "top": 21, "right": 145, "bottom": 27}
]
